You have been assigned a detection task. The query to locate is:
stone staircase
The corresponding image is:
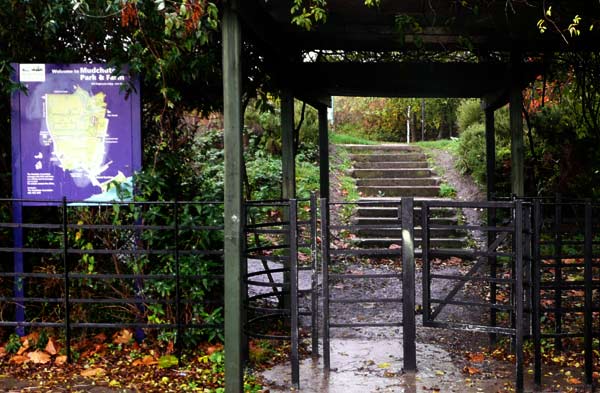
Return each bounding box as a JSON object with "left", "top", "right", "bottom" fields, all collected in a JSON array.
[{"left": 343, "top": 144, "right": 467, "bottom": 251}]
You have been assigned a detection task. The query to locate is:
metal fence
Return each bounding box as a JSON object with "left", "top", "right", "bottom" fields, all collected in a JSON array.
[
  {"left": 0, "top": 198, "right": 225, "bottom": 360},
  {"left": 531, "top": 197, "right": 600, "bottom": 387}
]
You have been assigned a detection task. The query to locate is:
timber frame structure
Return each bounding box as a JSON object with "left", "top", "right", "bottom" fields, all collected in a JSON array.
[{"left": 220, "top": 1, "right": 600, "bottom": 391}]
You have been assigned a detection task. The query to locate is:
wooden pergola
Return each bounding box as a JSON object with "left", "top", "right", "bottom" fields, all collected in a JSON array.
[{"left": 220, "top": 1, "right": 600, "bottom": 390}]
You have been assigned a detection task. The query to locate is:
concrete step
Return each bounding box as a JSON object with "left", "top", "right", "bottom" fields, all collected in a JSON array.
[
  {"left": 350, "top": 153, "right": 427, "bottom": 162},
  {"left": 358, "top": 185, "right": 441, "bottom": 198},
  {"left": 356, "top": 178, "right": 440, "bottom": 187},
  {"left": 354, "top": 237, "right": 467, "bottom": 249},
  {"left": 353, "top": 161, "right": 429, "bottom": 169},
  {"left": 356, "top": 227, "right": 466, "bottom": 238},
  {"left": 352, "top": 168, "right": 433, "bottom": 179},
  {"left": 341, "top": 144, "right": 421, "bottom": 154},
  {"left": 354, "top": 216, "right": 459, "bottom": 226}
]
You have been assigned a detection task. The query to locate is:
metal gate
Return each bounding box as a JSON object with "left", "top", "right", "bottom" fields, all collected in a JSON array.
[
  {"left": 320, "top": 198, "right": 417, "bottom": 371},
  {"left": 421, "top": 200, "right": 530, "bottom": 392},
  {"left": 243, "top": 196, "right": 319, "bottom": 388},
  {"left": 320, "top": 198, "right": 531, "bottom": 392}
]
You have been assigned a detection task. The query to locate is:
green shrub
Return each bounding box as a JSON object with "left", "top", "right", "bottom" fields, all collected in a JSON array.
[
  {"left": 456, "top": 99, "right": 483, "bottom": 133},
  {"left": 456, "top": 123, "right": 487, "bottom": 184}
]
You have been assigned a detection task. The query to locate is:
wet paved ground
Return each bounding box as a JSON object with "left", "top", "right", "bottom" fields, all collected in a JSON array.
[{"left": 260, "top": 338, "right": 511, "bottom": 392}]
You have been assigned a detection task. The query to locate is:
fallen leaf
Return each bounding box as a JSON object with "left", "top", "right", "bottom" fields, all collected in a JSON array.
[
  {"left": 133, "top": 355, "right": 158, "bottom": 366},
  {"left": 166, "top": 340, "right": 174, "bottom": 354},
  {"left": 377, "top": 362, "right": 391, "bottom": 369},
  {"left": 468, "top": 352, "right": 485, "bottom": 363},
  {"left": 28, "top": 350, "right": 51, "bottom": 364},
  {"left": 45, "top": 338, "right": 58, "bottom": 355},
  {"left": 81, "top": 367, "right": 106, "bottom": 377},
  {"left": 17, "top": 340, "right": 29, "bottom": 355},
  {"left": 112, "top": 329, "right": 133, "bottom": 345},
  {"left": 23, "top": 332, "right": 39, "bottom": 343},
  {"left": 55, "top": 355, "right": 68, "bottom": 365},
  {"left": 206, "top": 344, "right": 223, "bottom": 355},
  {"left": 567, "top": 377, "right": 582, "bottom": 385},
  {"left": 9, "top": 355, "right": 29, "bottom": 364},
  {"left": 435, "top": 370, "right": 445, "bottom": 376},
  {"left": 93, "top": 332, "right": 107, "bottom": 343},
  {"left": 463, "top": 366, "right": 481, "bottom": 375}
]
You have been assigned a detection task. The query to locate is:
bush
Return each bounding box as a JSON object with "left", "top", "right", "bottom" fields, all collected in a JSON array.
[
  {"left": 456, "top": 123, "right": 487, "bottom": 184},
  {"left": 457, "top": 99, "right": 483, "bottom": 133}
]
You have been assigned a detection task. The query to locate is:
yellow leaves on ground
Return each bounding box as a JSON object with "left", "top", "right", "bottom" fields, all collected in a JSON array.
[{"left": 377, "top": 362, "right": 391, "bottom": 369}]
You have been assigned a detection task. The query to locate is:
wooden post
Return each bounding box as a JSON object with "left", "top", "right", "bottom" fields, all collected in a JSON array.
[
  {"left": 318, "top": 105, "right": 330, "bottom": 200},
  {"left": 510, "top": 54, "right": 525, "bottom": 197},
  {"left": 222, "top": 1, "right": 244, "bottom": 391},
  {"left": 485, "top": 108, "right": 496, "bottom": 200},
  {"left": 281, "top": 90, "right": 296, "bottom": 200}
]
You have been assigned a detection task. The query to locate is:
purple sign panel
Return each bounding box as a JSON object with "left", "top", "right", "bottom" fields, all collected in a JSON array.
[{"left": 11, "top": 63, "right": 141, "bottom": 204}]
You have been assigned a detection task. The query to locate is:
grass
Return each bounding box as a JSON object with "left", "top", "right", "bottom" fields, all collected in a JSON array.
[
  {"left": 330, "top": 132, "right": 379, "bottom": 145},
  {"left": 415, "top": 137, "right": 460, "bottom": 152}
]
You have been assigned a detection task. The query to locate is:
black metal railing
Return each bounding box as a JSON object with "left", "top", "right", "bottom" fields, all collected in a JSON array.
[
  {"left": 243, "top": 194, "right": 319, "bottom": 389},
  {"left": 531, "top": 197, "right": 600, "bottom": 388},
  {"left": 0, "top": 198, "right": 224, "bottom": 361}
]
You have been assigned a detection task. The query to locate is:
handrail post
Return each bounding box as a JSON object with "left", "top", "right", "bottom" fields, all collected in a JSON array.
[
  {"left": 584, "top": 201, "right": 593, "bottom": 387},
  {"left": 515, "top": 200, "right": 524, "bottom": 393},
  {"left": 310, "top": 192, "right": 319, "bottom": 358},
  {"left": 402, "top": 198, "right": 416, "bottom": 372},
  {"left": 289, "top": 199, "right": 299, "bottom": 388},
  {"left": 320, "top": 198, "right": 331, "bottom": 371}
]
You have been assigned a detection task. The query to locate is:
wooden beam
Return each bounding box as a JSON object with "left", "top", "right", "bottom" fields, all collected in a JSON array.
[
  {"left": 222, "top": 2, "right": 244, "bottom": 391},
  {"left": 287, "top": 62, "right": 540, "bottom": 98},
  {"left": 281, "top": 90, "right": 296, "bottom": 200},
  {"left": 510, "top": 74, "right": 525, "bottom": 197},
  {"left": 318, "top": 104, "right": 330, "bottom": 200},
  {"left": 485, "top": 108, "right": 496, "bottom": 200}
]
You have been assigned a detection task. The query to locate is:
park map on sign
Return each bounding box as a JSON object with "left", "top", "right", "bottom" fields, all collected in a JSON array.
[{"left": 45, "top": 86, "right": 124, "bottom": 192}]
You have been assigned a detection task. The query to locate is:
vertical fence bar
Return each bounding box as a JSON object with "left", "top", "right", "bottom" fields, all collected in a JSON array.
[
  {"left": 554, "top": 194, "right": 563, "bottom": 352},
  {"left": 310, "top": 192, "right": 319, "bottom": 358},
  {"left": 62, "top": 197, "right": 71, "bottom": 362},
  {"left": 489, "top": 203, "right": 498, "bottom": 345},
  {"left": 532, "top": 200, "right": 542, "bottom": 387},
  {"left": 421, "top": 201, "right": 431, "bottom": 324},
  {"left": 289, "top": 199, "right": 299, "bottom": 388},
  {"left": 584, "top": 201, "right": 593, "bottom": 387},
  {"left": 320, "top": 198, "right": 330, "bottom": 370},
  {"left": 402, "top": 198, "right": 416, "bottom": 372},
  {"left": 523, "top": 204, "right": 532, "bottom": 335},
  {"left": 514, "top": 200, "right": 524, "bottom": 393},
  {"left": 174, "top": 200, "right": 183, "bottom": 359},
  {"left": 13, "top": 200, "right": 25, "bottom": 336}
]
